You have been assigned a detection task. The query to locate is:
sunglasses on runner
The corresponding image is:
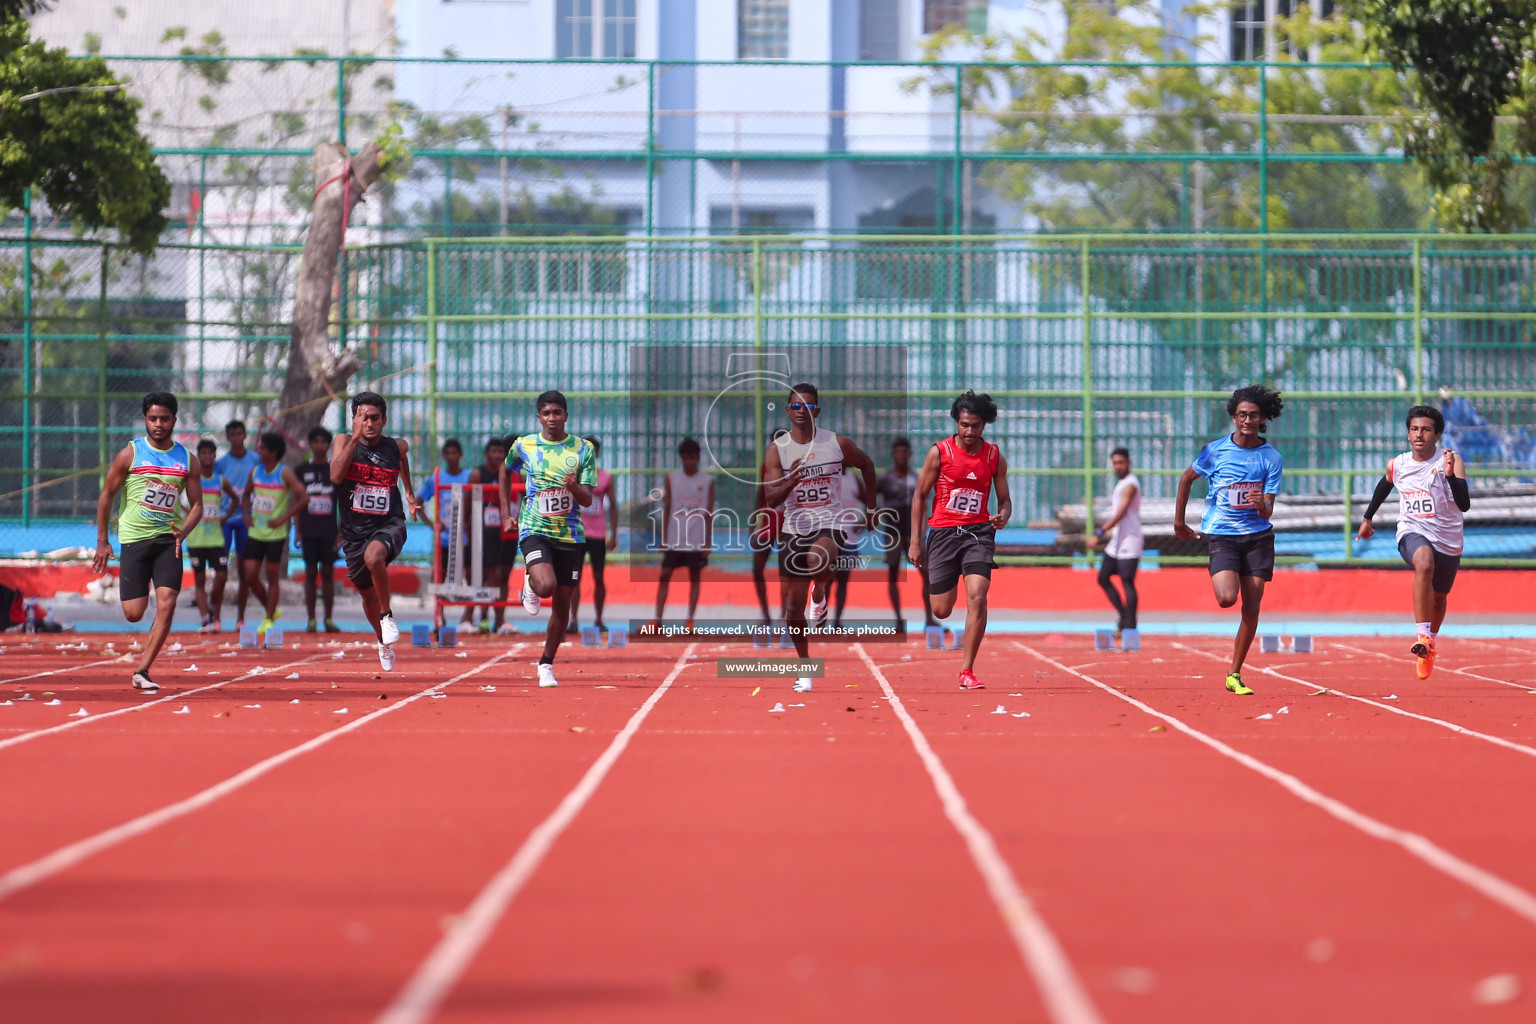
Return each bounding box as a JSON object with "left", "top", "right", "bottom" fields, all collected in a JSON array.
[{"left": 787, "top": 401, "right": 818, "bottom": 411}]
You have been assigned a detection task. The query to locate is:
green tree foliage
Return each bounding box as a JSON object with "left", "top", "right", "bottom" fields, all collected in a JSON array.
[
  {"left": 0, "top": 14, "right": 170, "bottom": 251},
  {"left": 1346, "top": 0, "right": 1536, "bottom": 231},
  {"left": 917, "top": 0, "right": 1416, "bottom": 232}
]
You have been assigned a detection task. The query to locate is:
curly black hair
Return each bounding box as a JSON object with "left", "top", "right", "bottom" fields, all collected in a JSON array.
[
  {"left": 951, "top": 390, "right": 998, "bottom": 424},
  {"left": 1227, "top": 384, "right": 1284, "bottom": 423}
]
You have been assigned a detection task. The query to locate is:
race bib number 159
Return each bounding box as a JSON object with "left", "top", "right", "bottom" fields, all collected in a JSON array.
[{"left": 351, "top": 484, "right": 391, "bottom": 515}]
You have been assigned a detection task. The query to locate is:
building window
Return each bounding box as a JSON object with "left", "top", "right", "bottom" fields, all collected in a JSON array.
[
  {"left": 557, "top": 0, "right": 636, "bottom": 60},
  {"left": 923, "top": 0, "right": 987, "bottom": 35},
  {"left": 739, "top": 0, "right": 789, "bottom": 60},
  {"left": 1230, "top": 0, "right": 1335, "bottom": 61},
  {"left": 861, "top": 0, "right": 900, "bottom": 61}
]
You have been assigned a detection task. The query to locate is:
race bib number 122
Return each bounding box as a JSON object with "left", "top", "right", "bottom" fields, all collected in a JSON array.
[{"left": 946, "top": 488, "right": 985, "bottom": 515}]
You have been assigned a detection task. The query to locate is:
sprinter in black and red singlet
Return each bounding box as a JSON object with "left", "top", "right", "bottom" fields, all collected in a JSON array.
[
  {"left": 330, "top": 391, "right": 424, "bottom": 671},
  {"left": 910, "top": 390, "right": 1013, "bottom": 690}
]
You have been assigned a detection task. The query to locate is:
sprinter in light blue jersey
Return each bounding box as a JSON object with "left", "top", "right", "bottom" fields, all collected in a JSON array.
[{"left": 1174, "top": 385, "right": 1286, "bottom": 696}]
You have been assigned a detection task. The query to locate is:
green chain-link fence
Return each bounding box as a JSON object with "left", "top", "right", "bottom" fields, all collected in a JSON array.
[{"left": 3, "top": 233, "right": 1534, "bottom": 565}]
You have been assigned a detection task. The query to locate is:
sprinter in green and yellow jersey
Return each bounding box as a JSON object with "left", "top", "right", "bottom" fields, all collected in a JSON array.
[
  {"left": 240, "top": 431, "right": 307, "bottom": 639},
  {"left": 93, "top": 392, "right": 205, "bottom": 691}
]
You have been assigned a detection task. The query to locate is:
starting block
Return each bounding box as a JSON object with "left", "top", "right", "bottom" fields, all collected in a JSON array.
[
  {"left": 1094, "top": 629, "right": 1115, "bottom": 651},
  {"left": 410, "top": 624, "right": 432, "bottom": 647},
  {"left": 608, "top": 625, "right": 627, "bottom": 648},
  {"left": 263, "top": 627, "right": 284, "bottom": 649},
  {"left": 1122, "top": 628, "right": 1141, "bottom": 652},
  {"left": 580, "top": 626, "right": 601, "bottom": 647},
  {"left": 948, "top": 629, "right": 965, "bottom": 650},
  {"left": 1261, "top": 634, "right": 1313, "bottom": 654},
  {"left": 238, "top": 625, "right": 259, "bottom": 648},
  {"left": 925, "top": 625, "right": 944, "bottom": 650},
  {"left": 438, "top": 625, "right": 457, "bottom": 648}
]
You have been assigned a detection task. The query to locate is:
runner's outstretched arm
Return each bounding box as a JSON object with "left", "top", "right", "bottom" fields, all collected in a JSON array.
[
  {"left": 908, "top": 444, "right": 941, "bottom": 571},
  {"left": 990, "top": 454, "right": 1012, "bottom": 529},
  {"left": 1173, "top": 466, "right": 1200, "bottom": 540},
  {"left": 92, "top": 446, "right": 134, "bottom": 573},
  {"left": 328, "top": 431, "right": 358, "bottom": 487},
  {"left": 396, "top": 439, "right": 425, "bottom": 522}
]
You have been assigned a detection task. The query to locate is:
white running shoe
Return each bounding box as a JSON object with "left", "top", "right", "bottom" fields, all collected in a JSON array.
[
  {"left": 807, "top": 587, "right": 829, "bottom": 625},
  {"left": 520, "top": 577, "right": 541, "bottom": 616},
  {"left": 378, "top": 643, "right": 396, "bottom": 671},
  {"left": 496, "top": 622, "right": 516, "bottom": 635},
  {"left": 131, "top": 671, "right": 159, "bottom": 691},
  {"left": 378, "top": 612, "right": 400, "bottom": 646},
  {"left": 537, "top": 662, "right": 558, "bottom": 688},
  {"left": 792, "top": 677, "right": 813, "bottom": 693}
]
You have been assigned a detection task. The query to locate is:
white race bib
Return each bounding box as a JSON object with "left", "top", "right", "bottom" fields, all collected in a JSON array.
[
  {"left": 1226, "top": 481, "right": 1260, "bottom": 510},
  {"left": 1403, "top": 489, "right": 1436, "bottom": 518},
  {"left": 945, "top": 488, "right": 985, "bottom": 515},
  {"left": 202, "top": 496, "right": 222, "bottom": 518},
  {"left": 535, "top": 487, "right": 572, "bottom": 517},
  {"left": 483, "top": 505, "right": 501, "bottom": 527},
  {"left": 307, "top": 495, "right": 333, "bottom": 516},
  {"left": 251, "top": 493, "right": 277, "bottom": 515},
  {"left": 351, "top": 484, "right": 391, "bottom": 515},
  {"left": 792, "top": 480, "right": 833, "bottom": 508},
  {"left": 141, "top": 479, "right": 178, "bottom": 514}
]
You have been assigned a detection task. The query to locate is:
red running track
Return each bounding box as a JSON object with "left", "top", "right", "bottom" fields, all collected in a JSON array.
[{"left": 0, "top": 631, "right": 1533, "bottom": 1022}]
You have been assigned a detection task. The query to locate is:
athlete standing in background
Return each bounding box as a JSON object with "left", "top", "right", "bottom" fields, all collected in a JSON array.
[
  {"left": 568, "top": 436, "right": 616, "bottom": 636},
  {"left": 876, "top": 437, "right": 934, "bottom": 634},
  {"left": 214, "top": 420, "right": 260, "bottom": 632},
  {"left": 186, "top": 438, "right": 238, "bottom": 633},
  {"left": 93, "top": 392, "right": 204, "bottom": 691},
  {"left": 1357, "top": 405, "right": 1470, "bottom": 678},
  {"left": 1094, "top": 446, "right": 1143, "bottom": 641},
  {"left": 331, "top": 392, "right": 424, "bottom": 671},
  {"left": 467, "top": 437, "right": 509, "bottom": 633},
  {"left": 296, "top": 426, "right": 341, "bottom": 633},
  {"left": 240, "top": 432, "right": 307, "bottom": 639},
  {"left": 910, "top": 391, "right": 1012, "bottom": 691},
  {"left": 1174, "top": 385, "right": 1285, "bottom": 696},
  {"left": 652, "top": 437, "right": 713, "bottom": 631}
]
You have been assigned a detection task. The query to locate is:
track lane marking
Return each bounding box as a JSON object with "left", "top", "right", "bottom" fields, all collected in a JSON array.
[
  {"left": 853, "top": 644, "right": 1105, "bottom": 1024},
  {"left": 1331, "top": 642, "right": 1536, "bottom": 693},
  {"left": 3, "top": 658, "right": 124, "bottom": 686},
  {"left": 373, "top": 643, "right": 697, "bottom": 1024},
  {"left": 0, "top": 644, "right": 524, "bottom": 904},
  {"left": 0, "top": 654, "right": 329, "bottom": 752},
  {"left": 1017, "top": 641, "right": 1536, "bottom": 928},
  {"left": 1172, "top": 642, "right": 1536, "bottom": 761}
]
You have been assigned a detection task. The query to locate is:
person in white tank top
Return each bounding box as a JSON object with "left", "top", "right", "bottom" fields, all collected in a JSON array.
[
  {"left": 1357, "top": 405, "right": 1471, "bottom": 679},
  {"left": 760, "top": 382, "right": 878, "bottom": 692},
  {"left": 1093, "top": 447, "right": 1142, "bottom": 637},
  {"left": 653, "top": 437, "right": 714, "bottom": 628}
]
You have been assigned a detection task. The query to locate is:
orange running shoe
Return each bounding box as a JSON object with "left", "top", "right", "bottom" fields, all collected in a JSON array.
[
  {"left": 1411, "top": 633, "right": 1435, "bottom": 679},
  {"left": 958, "top": 668, "right": 985, "bottom": 690}
]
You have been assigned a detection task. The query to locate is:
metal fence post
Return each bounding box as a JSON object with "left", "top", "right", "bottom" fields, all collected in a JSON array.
[
  {"left": 1081, "top": 235, "right": 1095, "bottom": 541},
  {"left": 426, "top": 239, "right": 439, "bottom": 450},
  {"left": 336, "top": 57, "right": 347, "bottom": 148},
  {"left": 645, "top": 62, "right": 655, "bottom": 236},
  {"left": 1342, "top": 470, "right": 1354, "bottom": 561},
  {"left": 1258, "top": 63, "right": 1268, "bottom": 233},
  {"left": 752, "top": 237, "right": 763, "bottom": 462},
  {"left": 21, "top": 189, "right": 33, "bottom": 527},
  {"left": 97, "top": 244, "right": 110, "bottom": 480},
  {"left": 1412, "top": 237, "right": 1424, "bottom": 405}
]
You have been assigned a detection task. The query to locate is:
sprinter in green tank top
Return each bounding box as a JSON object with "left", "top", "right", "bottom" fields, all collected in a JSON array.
[
  {"left": 93, "top": 392, "right": 206, "bottom": 692},
  {"left": 239, "top": 431, "right": 307, "bottom": 638}
]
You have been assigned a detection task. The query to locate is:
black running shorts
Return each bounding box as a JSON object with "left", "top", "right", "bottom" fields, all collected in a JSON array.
[
  {"left": 120, "top": 535, "right": 182, "bottom": 602},
  {"left": 1207, "top": 530, "right": 1276, "bottom": 581},
  {"left": 188, "top": 545, "right": 228, "bottom": 574},
  {"left": 521, "top": 534, "right": 584, "bottom": 588},
  {"left": 242, "top": 537, "right": 287, "bottom": 565},
  {"left": 1398, "top": 532, "right": 1460, "bottom": 594},
  {"left": 925, "top": 524, "right": 996, "bottom": 594},
  {"left": 344, "top": 520, "right": 409, "bottom": 590},
  {"left": 300, "top": 534, "right": 338, "bottom": 569}
]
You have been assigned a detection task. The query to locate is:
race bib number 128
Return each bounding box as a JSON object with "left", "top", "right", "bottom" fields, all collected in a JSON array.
[
  {"left": 351, "top": 484, "right": 391, "bottom": 515},
  {"left": 536, "top": 488, "right": 572, "bottom": 517}
]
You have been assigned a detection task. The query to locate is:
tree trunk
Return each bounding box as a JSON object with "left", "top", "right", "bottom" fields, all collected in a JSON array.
[{"left": 273, "top": 140, "right": 386, "bottom": 461}]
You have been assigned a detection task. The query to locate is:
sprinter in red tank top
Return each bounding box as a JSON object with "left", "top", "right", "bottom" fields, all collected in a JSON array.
[{"left": 910, "top": 391, "right": 1013, "bottom": 690}]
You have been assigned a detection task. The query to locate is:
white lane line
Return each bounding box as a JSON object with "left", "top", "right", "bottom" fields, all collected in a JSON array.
[
  {"left": 1329, "top": 641, "right": 1536, "bottom": 694},
  {"left": 1170, "top": 642, "right": 1536, "bottom": 762},
  {"left": 0, "top": 644, "right": 524, "bottom": 904},
  {"left": 0, "top": 654, "right": 328, "bottom": 753},
  {"left": 3, "top": 658, "right": 123, "bottom": 686},
  {"left": 854, "top": 645, "right": 1105, "bottom": 1024},
  {"left": 1017, "top": 642, "right": 1536, "bottom": 928},
  {"left": 374, "top": 644, "right": 697, "bottom": 1024}
]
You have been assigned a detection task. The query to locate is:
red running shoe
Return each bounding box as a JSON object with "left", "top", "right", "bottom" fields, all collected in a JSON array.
[{"left": 958, "top": 668, "right": 985, "bottom": 690}]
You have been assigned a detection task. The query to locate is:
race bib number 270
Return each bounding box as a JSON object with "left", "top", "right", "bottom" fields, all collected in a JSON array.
[{"left": 141, "top": 479, "right": 178, "bottom": 514}]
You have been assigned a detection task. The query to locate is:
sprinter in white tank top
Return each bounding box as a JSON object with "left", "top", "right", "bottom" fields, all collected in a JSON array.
[
  {"left": 653, "top": 437, "right": 714, "bottom": 629},
  {"left": 1357, "top": 405, "right": 1471, "bottom": 679},
  {"left": 760, "top": 382, "right": 878, "bottom": 693}
]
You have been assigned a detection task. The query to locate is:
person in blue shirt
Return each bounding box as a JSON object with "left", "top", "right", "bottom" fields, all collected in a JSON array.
[
  {"left": 1174, "top": 385, "right": 1285, "bottom": 696},
  {"left": 213, "top": 419, "right": 262, "bottom": 630}
]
